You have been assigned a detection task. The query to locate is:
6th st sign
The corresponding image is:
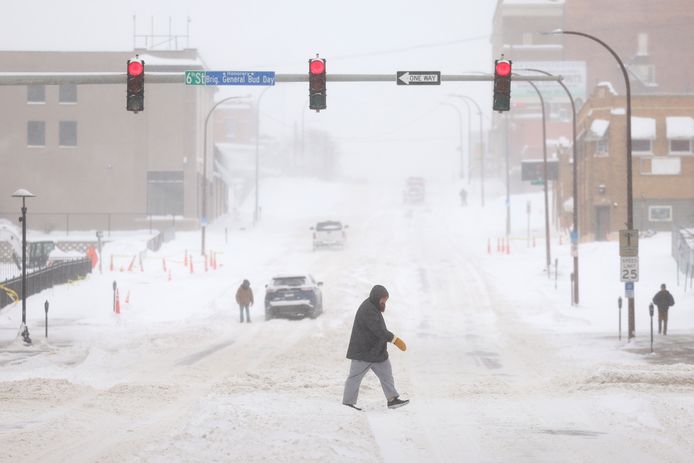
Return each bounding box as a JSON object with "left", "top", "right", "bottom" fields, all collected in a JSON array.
[{"left": 397, "top": 71, "right": 441, "bottom": 85}]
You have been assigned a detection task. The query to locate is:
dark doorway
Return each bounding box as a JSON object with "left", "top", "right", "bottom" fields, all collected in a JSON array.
[{"left": 595, "top": 206, "right": 610, "bottom": 241}]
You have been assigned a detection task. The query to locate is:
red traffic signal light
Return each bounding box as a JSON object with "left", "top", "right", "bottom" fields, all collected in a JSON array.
[
  {"left": 309, "top": 59, "right": 325, "bottom": 75},
  {"left": 126, "top": 57, "right": 145, "bottom": 112},
  {"left": 128, "top": 60, "right": 144, "bottom": 77},
  {"left": 308, "top": 57, "right": 326, "bottom": 112},
  {"left": 495, "top": 60, "right": 511, "bottom": 77},
  {"left": 493, "top": 58, "right": 512, "bottom": 112}
]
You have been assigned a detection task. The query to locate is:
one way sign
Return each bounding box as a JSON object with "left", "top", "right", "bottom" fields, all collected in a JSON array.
[{"left": 396, "top": 71, "right": 441, "bottom": 85}]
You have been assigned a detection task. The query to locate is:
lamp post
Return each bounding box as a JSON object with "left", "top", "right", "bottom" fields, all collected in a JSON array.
[
  {"left": 518, "top": 79, "right": 552, "bottom": 276},
  {"left": 544, "top": 29, "right": 634, "bottom": 336},
  {"left": 254, "top": 87, "right": 272, "bottom": 225},
  {"left": 12, "top": 188, "right": 35, "bottom": 345},
  {"left": 517, "top": 67, "right": 580, "bottom": 305},
  {"left": 440, "top": 102, "right": 465, "bottom": 180},
  {"left": 201, "top": 95, "right": 250, "bottom": 255},
  {"left": 449, "top": 94, "right": 486, "bottom": 206}
]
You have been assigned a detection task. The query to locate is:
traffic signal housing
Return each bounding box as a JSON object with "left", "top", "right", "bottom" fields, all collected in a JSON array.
[
  {"left": 493, "top": 58, "right": 512, "bottom": 112},
  {"left": 308, "top": 57, "right": 326, "bottom": 112},
  {"left": 127, "top": 57, "right": 145, "bottom": 112}
]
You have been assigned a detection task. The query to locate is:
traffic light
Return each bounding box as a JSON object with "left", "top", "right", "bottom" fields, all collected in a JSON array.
[
  {"left": 493, "top": 58, "right": 512, "bottom": 112},
  {"left": 308, "top": 57, "right": 326, "bottom": 111},
  {"left": 127, "top": 57, "right": 145, "bottom": 112}
]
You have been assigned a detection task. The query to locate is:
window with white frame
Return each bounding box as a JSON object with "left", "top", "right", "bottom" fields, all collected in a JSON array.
[
  {"left": 632, "top": 139, "right": 652, "bottom": 153},
  {"left": 596, "top": 137, "right": 608, "bottom": 156},
  {"left": 27, "top": 85, "right": 45, "bottom": 103},
  {"left": 59, "top": 84, "right": 77, "bottom": 103},
  {"left": 27, "top": 121, "right": 45, "bottom": 146},
  {"left": 670, "top": 139, "right": 691, "bottom": 154},
  {"left": 648, "top": 205, "right": 672, "bottom": 222},
  {"left": 59, "top": 121, "right": 77, "bottom": 147}
]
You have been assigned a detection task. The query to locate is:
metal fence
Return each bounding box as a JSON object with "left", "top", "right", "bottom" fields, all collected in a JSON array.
[{"left": 0, "top": 258, "right": 92, "bottom": 310}]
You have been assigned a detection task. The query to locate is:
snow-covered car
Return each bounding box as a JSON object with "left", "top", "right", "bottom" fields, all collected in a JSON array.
[
  {"left": 264, "top": 274, "right": 324, "bottom": 320},
  {"left": 310, "top": 220, "right": 348, "bottom": 250}
]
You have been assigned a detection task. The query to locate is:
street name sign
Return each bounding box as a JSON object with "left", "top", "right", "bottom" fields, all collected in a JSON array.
[
  {"left": 620, "top": 256, "right": 639, "bottom": 282},
  {"left": 396, "top": 71, "right": 441, "bottom": 85},
  {"left": 185, "top": 71, "right": 276, "bottom": 86},
  {"left": 619, "top": 229, "right": 639, "bottom": 257}
]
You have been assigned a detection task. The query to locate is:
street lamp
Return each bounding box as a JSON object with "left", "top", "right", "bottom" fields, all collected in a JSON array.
[
  {"left": 543, "top": 29, "right": 635, "bottom": 336},
  {"left": 518, "top": 78, "right": 552, "bottom": 278},
  {"left": 254, "top": 86, "right": 272, "bottom": 225},
  {"left": 12, "top": 188, "right": 35, "bottom": 345},
  {"left": 517, "top": 67, "right": 580, "bottom": 305},
  {"left": 449, "top": 94, "right": 486, "bottom": 207},
  {"left": 439, "top": 102, "right": 466, "bottom": 181},
  {"left": 201, "top": 95, "right": 251, "bottom": 256}
]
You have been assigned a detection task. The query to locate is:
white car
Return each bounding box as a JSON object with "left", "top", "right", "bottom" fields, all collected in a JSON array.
[{"left": 310, "top": 220, "right": 348, "bottom": 250}]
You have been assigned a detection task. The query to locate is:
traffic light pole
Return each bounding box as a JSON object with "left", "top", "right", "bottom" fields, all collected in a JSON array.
[
  {"left": 518, "top": 67, "right": 580, "bottom": 305},
  {"left": 523, "top": 79, "right": 551, "bottom": 277},
  {"left": 201, "top": 96, "right": 250, "bottom": 256},
  {"left": 0, "top": 73, "right": 561, "bottom": 86},
  {"left": 450, "top": 95, "right": 486, "bottom": 207}
]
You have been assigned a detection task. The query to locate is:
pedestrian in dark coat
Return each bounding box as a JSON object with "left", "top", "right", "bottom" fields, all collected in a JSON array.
[
  {"left": 343, "top": 285, "right": 409, "bottom": 410},
  {"left": 236, "top": 279, "right": 254, "bottom": 323},
  {"left": 652, "top": 283, "right": 675, "bottom": 335}
]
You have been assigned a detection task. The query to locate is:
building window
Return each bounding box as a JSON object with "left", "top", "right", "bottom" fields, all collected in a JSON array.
[
  {"left": 59, "top": 121, "right": 77, "bottom": 147},
  {"left": 27, "top": 85, "right": 45, "bottom": 103},
  {"left": 27, "top": 121, "right": 45, "bottom": 147},
  {"left": 147, "top": 171, "right": 184, "bottom": 216},
  {"left": 59, "top": 84, "right": 77, "bottom": 103},
  {"left": 596, "top": 138, "right": 609, "bottom": 156},
  {"left": 648, "top": 205, "right": 672, "bottom": 222},
  {"left": 632, "top": 139, "right": 652, "bottom": 153},
  {"left": 637, "top": 33, "right": 649, "bottom": 56},
  {"left": 670, "top": 139, "right": 691, "bottom": 154}
]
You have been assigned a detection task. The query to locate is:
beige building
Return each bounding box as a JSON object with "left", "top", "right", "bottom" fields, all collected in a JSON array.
[{"left": 0, "top": 49, "right": 228, "bottom": 233}]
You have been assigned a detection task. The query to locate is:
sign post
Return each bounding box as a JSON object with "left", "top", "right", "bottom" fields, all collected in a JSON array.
[
  {"left": 185, "top": 71, "right": 276, "bottom": 86},
  {"left": 396, "top": 71, "right": 441, "bottom": 86},
  {"left": 620, "top": 229, "right": 639, "bottom": 339}
]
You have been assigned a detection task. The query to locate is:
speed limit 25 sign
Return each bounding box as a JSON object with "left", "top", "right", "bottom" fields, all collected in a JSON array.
[{"left": 620, "top": 256, "right": 639, "bottom": 282}]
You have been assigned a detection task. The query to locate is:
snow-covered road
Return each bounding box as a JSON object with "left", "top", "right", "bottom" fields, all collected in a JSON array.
[{"left": 2, "top": 178, "right": 694, "bottom": 462}]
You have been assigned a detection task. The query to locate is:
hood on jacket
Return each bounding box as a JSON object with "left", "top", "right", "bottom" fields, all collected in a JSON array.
[{"left": 368, "top": 285, "right": 389, "bottom": 305}]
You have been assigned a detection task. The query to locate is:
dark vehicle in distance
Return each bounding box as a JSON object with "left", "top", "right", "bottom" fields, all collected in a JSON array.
[{"left": 265, "top": 274, "right": 324, "bottom": 320}]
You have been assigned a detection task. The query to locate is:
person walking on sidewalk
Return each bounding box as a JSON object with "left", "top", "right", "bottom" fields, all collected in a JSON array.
[
  {"left": 343, "top": 285, "right": 409, "bottom": 411},
  {"left": 652, "top": 283, "right": 675, "bottom": 335},
  {"left": 235, "top": 279, "right": 254, "bottom": 323}
]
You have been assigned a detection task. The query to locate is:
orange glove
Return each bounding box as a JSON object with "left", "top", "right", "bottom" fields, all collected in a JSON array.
[{"left": 392, "top": 336, "right": 407, "bottom": 352}]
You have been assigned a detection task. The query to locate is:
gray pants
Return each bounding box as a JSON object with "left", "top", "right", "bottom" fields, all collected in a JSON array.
[{"left": 343, "top": 359, "right": 399, "bottom": 405}]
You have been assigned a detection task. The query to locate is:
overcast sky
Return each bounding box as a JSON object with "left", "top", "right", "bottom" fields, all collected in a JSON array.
[{"left": 2, "top": 0, "right": 499, "bottom": 180}]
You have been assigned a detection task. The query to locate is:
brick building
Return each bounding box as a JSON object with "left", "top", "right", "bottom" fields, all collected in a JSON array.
[
  {"left": 0, "top": 49, "right": 231, "bottom": 233},
  {"left": 490, "top": 0, "right": 694, "bottom": 239},
  {"left": 557, "top": 84, "right": 694, "bottom": 240}
]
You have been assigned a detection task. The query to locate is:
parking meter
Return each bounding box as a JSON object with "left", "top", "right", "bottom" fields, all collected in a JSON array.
[{"left": 649, "top": 303, "right": 654, "bottom": 317}]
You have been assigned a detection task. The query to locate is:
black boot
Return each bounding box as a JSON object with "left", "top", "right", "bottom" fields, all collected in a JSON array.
[{"left": 387, "top": 397, "right": 409, "bottom": 409}]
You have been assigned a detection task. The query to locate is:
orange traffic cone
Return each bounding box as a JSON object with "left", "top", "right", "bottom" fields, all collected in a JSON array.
[
  {"left": 163, "top": 258, "right": 167, "bottom": 273},
  {"left": 127, "top": 256, "right": 136, "bottom": 272},
  {"left": 115, "top": 289, "right": 121, "bottom": 314},
  {"left": 125, "top": 290, "right": 130, "bottom": 305},
  {"left": 184, "top": 251, "right": 188, "bottom": 267},
  {"left": 110, "top": 255, "right": 114, "bottom": 272},
  {"left": 190, "top": 259, "right": 194, "bottom": 274},
  {"left": 506, "top": 238, "right": 511, "bottom": 255}
]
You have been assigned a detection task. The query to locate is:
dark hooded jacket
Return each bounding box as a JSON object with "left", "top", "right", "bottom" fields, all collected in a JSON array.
[
  {"left": 653, "top": 289, "right": 675, "bottom": 311},
  {"left": 346, "top": 285, "right": 395, "bottom": 363}
]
